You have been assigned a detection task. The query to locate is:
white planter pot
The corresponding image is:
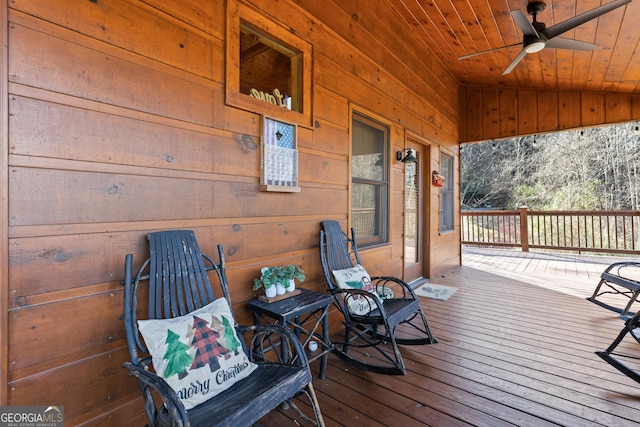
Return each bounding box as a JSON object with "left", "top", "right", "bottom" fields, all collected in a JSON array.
[
  {"left": 276, "top": 282, "right": 286, "bottom": 295},
  {"left": 286, "top": 279, "right": 296, "bottom": 292},
  {"left": 265, "top": 285, "right": 277, "bottom": 298}
]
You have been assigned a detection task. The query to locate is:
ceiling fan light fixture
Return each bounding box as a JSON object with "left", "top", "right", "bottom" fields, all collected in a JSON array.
[{"left": 524, "top": 41, "right": 546, "bottom": 53}]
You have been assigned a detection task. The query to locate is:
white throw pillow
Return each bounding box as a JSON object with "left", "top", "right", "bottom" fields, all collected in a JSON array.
[
  {"left": 138, "top": 298, "right": 258, "bottom": 410},
  {"left": 332, "top": 264, "right": 379, "bottom": 315}
]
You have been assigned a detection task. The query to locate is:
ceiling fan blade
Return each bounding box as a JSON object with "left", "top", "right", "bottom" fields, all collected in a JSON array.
[
  {"left": 458, "top": 42, "right": 523, "bottom": 60},
  {"left": 545, "top": 37, "right": 597, "bottom": 51},
  {"left": 502, "top": 49, "right": 528, "bottom": 75},
  {"left": 511, "top": 10, "right": 539, "bottom": 37},
  {"left": 543, "top": 0, "right": 631, "bottom": 40}
]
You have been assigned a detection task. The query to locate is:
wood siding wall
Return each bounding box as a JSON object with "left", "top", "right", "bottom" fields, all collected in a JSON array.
[
  {"left": 461, "top": 86, "right": 640, "bottom": 142},
  {"left": 3, "top": 0, "right": 459, "bottom": 423}
]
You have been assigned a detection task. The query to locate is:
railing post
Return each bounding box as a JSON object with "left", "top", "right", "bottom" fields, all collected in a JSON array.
[{"left": 520, "top": 206, "right": 529, "bottom": 252}]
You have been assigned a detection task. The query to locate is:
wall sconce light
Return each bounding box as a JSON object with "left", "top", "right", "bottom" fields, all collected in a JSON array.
[{"left": 396, "top": 148, "right": 417, "bottom": 163}]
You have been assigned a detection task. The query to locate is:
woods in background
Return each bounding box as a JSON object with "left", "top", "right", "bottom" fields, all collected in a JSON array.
[{"left": 461, "top": 121, "right": 640, "bottom": 211}]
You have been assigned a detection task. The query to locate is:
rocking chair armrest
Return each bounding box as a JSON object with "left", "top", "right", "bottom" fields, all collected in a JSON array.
[
  {"left": 370, "top": 276, "right": 416, "bottom": 299},
  {"left": 237, "top": 324, "right": 309, "bottom": 368},
  {"left": 604, "top": 262, "right": 640, "bottom": 275},
  {"left": 122, "top": 362, "right": 188, "bottom": 427}
]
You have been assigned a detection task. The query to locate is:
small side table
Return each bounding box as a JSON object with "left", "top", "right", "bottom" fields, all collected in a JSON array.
[{"left": 248, "top": 287, "right": 334, "bottom": 379}]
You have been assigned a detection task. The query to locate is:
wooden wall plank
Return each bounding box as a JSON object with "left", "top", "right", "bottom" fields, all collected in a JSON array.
[
  {"left": 141, "top": 0, "right": 224, "bottom": 38},
  {"left": 537, "top": 91, "right": 559, "bottom": 133},
  {"left": 463, "top": 87, "right": 483, "bottom": 141},
  {"left": 10, "top": 22, "right": 216, "bottom": 126},
  {"left": 8, "top": 292, "right": 124, "bottom": 373},
  {"left": 581, "top": 92, "right": 605, "bottom": 127},
  {"left": 499, "top": 89, "right": 518, "bottom": 138},
  {"left": 8, "top": 348, "right": 135, "bottom": 421},
  {"left": 306, "top": 119, "right": 348, "bottom": 156},
  {"left": 518, "top": 90, "right": 538, "bottom": 136},
  {"left": 9, "top": 233, "right": 138, "bottom": 298},
  {"left": 559, "top": 91, "right": 582, "bottom": 130},
  {"left": 314, "top": 85, "right": 350, "bottom": 129},
  {"left": 605, "top": 94, "right": 632, "bottom": 123},
  {"left": 9, "top": 167, "right": 216, "bottom": 226},
  {"left": 482, "top": 88, "right": 500, "bottom": 139}
]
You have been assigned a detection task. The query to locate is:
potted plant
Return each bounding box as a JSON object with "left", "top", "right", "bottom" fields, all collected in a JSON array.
[
  {"left": 282, "top": 264, "right": 305, "bottom": 292},
  {"left": 253, "top": 267, "right": 282, "bottom": 298},
  {"left": 253, "top": 265, "right": 305, "bottom": 297}
]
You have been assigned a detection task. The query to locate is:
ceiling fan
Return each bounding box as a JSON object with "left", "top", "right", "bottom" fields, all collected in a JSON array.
[{"left": 459, "top": 0, "right": 632, "bottom": 75}]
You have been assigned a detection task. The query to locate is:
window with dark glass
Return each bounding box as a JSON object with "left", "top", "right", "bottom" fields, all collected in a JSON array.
[
  {"left": 351, "top": 113, "right": 389, "bottom": 246},
  {"left": 440, "top": 152, "right": 454, "bottom": 232}
]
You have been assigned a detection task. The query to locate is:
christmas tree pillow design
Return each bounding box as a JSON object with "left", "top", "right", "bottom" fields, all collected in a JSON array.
[
  {"left": 138, "top": 298, "right": 258, "bottom": 410},
  {"left": 332, "top": 264, "right": 379, "bottom": 316}
]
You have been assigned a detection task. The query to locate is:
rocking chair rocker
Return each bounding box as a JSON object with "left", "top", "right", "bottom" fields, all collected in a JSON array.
[
  {"left": 319, "top": 220, "right": 437, "bottom": 375},
  {"left": 122, "top": 230, "right": 324, "bottom": 427},
  {"left": 596, "top": 310, "right": 640, "bottom": 385}
]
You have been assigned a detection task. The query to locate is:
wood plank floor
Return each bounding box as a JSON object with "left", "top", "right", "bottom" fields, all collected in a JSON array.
[{"left": 259, "top": 247, "right": 640, "bottom": 427}]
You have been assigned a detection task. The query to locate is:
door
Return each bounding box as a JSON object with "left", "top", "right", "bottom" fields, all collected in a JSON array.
[{"left": 403, "top": 137, "right": 429, "bottom": 282}]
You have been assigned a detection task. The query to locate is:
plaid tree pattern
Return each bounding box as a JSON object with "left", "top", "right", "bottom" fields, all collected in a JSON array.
[{"left": 190, "top": 315, "right": 230, "bottom": 372}]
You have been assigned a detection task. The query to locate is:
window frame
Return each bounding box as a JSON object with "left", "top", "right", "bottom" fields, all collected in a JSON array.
[
  {"left": 350, "top": 111, "right": 390, "bottom": 247},
  {"left": 226, "top": 0, "right": 313, "bottom": 127}
]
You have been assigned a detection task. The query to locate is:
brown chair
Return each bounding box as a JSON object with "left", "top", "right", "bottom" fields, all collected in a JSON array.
[
  {"left": 587, "top": 261, "right": 640, "bottom": 319},
  {"left": 319, "top": 220, "right": 437, "bottom": 375},
  {"left": 122, "top": 230, "right": 324, "bottom": 427},
  {"left": 596, "top": 310, "right": 640, "bottom": 385}
]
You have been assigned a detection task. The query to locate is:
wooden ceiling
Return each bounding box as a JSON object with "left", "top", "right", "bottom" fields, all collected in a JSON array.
[{"left": 390, "top": 0, "right": 639, "bottom": 94}]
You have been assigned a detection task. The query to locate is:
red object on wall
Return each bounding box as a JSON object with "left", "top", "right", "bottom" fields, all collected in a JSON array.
[{"left": 432, "top": 171, "right": 445, "bottom": 187}]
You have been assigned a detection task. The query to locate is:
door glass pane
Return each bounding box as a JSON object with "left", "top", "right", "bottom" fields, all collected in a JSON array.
[
  {"left": 405, "top": 156, "right": 419, "bottom": 263},
  {"left": 440, "top": 153, "right": 454, "bottom": 231}
]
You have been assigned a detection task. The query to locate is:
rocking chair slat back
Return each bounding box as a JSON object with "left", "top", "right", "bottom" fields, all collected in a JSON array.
[
  {"left": 148, "top": 230, "right": 217, "bottom": 319},
  {"left": 321, "top": 220, "right": 359, "bottom": 273}
]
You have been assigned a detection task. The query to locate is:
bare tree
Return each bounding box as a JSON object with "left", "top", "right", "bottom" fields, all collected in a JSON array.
[{"left": 461, "top": 121, "right": 640, "bottom": 210}]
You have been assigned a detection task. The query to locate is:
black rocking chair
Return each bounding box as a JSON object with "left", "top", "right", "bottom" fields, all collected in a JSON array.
[
  {"left": 122, "top": 230, "right": 324, "bottom": 427},
  {"left": 596, "top": 310, "right": 640, "bottom": 385},
  {"left": 587, "top": 261, "right": 640, "bottom": 319},
  {"left": 319, "top": 220, "right": 437, "bottom": 375}
]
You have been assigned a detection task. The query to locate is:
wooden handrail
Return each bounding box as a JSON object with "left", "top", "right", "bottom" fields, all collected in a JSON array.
[{"left": 461, "top": 208, "right": 640, "bottom": 255}]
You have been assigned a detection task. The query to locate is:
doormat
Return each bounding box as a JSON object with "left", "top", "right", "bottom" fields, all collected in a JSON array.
[{"left": 415, "top": 283, "right": 458, "bottom": 301}]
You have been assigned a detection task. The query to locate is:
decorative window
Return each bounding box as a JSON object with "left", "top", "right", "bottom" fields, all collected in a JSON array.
[
  {"left": 226, "top": 1, "right": 312, "bottom": 126},
  {"left": 351, "top": 112, "right": 389, "bottom": 246},
  {"left": 439, "top": 152, "right": 455, "bottom": 232},
  {"left": 260, "top": 116, "right": 299, "bottom": 192}
]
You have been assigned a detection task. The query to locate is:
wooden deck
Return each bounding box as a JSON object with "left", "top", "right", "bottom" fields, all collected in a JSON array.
[{"left": 260, "top": 247, "right": 640, "bottom": 426}]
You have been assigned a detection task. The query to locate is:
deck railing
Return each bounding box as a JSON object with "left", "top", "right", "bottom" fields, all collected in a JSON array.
[{"left": 461, "top": 207, "right": 640, "bottom": 255}]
